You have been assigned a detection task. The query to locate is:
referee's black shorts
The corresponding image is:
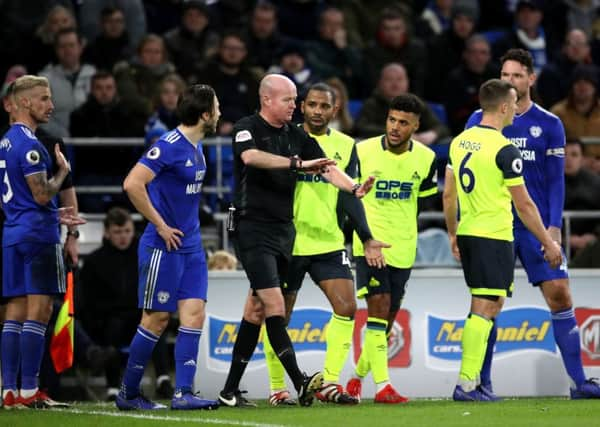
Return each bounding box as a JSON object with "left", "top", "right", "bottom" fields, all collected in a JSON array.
[
  {"left": 457, "top": 235, "right": 515, "bottom": 298},
  {"left": 233, "top": 219, "right": 295, "bottom": 290},
  {"left": 284, "top": 250, "right": 353, "bottom": 294}
]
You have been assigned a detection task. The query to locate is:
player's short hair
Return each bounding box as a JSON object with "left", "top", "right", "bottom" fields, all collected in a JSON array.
[
  {"left": 389, "top": 93, "right": 424, "bottom": 117},
  {"left": 104, "top": 206, "right": 132, "bottom": 228},
  {"left": 306, "top": 82, "right": 336, "bottom": 105},
  {"left": 501, "top": 48, "right": 534, "bottom": 74},
  {"left": 12, "top": 75, "right": 49, "bottom": 97},
  {"left": 479, "top": 79, "right": 515, "bottom": 111},
  {"left": 176, "top": 84, "right": 216, "bottom": 126}
]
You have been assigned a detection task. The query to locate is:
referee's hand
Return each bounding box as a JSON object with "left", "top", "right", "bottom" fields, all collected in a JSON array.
[
  {"left": 301, "top": 158, "right": 336, "bottom": 174},
  {"left": 157, "top": 224, "right": 184, "bottom": 251},
  {"left": 364, "top": 239, "right": 392, "bottom": 269}
]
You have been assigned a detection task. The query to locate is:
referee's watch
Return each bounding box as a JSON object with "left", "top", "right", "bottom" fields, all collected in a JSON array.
[{"left": 66, "top": 229, "right": 80, "bottom": 239}]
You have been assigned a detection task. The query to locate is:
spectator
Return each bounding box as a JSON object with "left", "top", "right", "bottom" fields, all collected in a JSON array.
[
  {"left": 195, "top": 31, "right": 260, "bottom": 136},
  {"left": 550, "top": 64, "right": 600, "bottom": 140},
  {"left": 40, "top": 28, "right": 96, "bottom": 138},
  {"left": 305, "top": 7, "right": 365, "bottom": 98},
  {"left": 78, "top": 207, "right": 174, "bottom": 401},
  {"left": 82, "top": 6, "right": 133, "bottom": 71},
  {"left": 267, "top": 40, "right": 320, "bottom": 123},
  {"left": 145, "top": 73, "right": 186, "bottom": 144},
  {"left": 163, "top": 1, "right": 220, "bottom": 82},
  {"left": 563, "top": 139, "right": 600, "bottom": 255},
  {"left": 78, "top": 0, "right": 146, "bottom": 54},
  {"left": 416, "top": 0, "right": 457, "bottom": 40},
  {"left": 492, "top": 0, "right": 556, "bottom": 74},
  {"left": 114, "top": 34, "right": 176, "bottom": 120},
  {"left": 444, "top": 34, "right": 498, "bottom": 135},
  {"left": 26, "top": 5, "right": 77, "bottom": 73},
  {"left": 245, "top": 1, "right": 289, "bottom": 73},
  {"left": 0, "top": 65, "right": 27, "bottom": 128},
  {"left": 537, "top": 29, "right": 594, "bottom": 109},
  {"left": 70, "top": 71, "right": 144, "bottom": 138},
  {"left": 208, "top": 250, "right": 238, "bottom": 271},
  {"left": 355, "top": 63, "right": 449, "bottom": 144},
  {"left": 325, "top": 77, "right": 354, "bottom": 135},
  {"left": 425, "top": 2, "right": 478, "bottom": 102},
  {"left": 363, "top": 7, "right": 428, "bottom": 98}
]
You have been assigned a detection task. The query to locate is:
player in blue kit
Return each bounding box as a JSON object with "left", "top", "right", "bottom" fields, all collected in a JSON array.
[
  {"left": 0, "top": 75, "right": 71, "bottom": 409},
  {"left": 466, "top": 48, "right": 600, "bottom": 400},
  {"left": 116, "top": 84, "right": 221, "bottom": 411}
]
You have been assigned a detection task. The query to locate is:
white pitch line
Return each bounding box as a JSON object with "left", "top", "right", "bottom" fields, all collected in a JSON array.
[{"left": 57, "top": 408, "right": 286, "bottom": 427}]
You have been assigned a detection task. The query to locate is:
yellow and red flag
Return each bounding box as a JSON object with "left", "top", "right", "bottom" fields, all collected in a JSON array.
[{"left": 50, "top": 271, "right": 75, "bottom": 373}]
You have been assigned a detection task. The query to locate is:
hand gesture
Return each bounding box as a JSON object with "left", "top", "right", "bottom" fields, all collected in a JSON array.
[
  {"left": 301, "top": 158, "right": 337, "bottom": 174},
  {"left": 364, "top": 238, "right": 392, "bottom": 269},
  {"left": 542, "top": 240, "right": 563, "bottom": 269},
  {"left": 58, "top": 207, "right": 86, "bottom": 226},
  {"left": 54, "top": 144, "right": 70, "bottom": 172},
  {"left": 157, "top": 224, "right": 184, "bottom": 251},
  {"left": 354, "top": 176, "right": 375, "bottom": 198}
]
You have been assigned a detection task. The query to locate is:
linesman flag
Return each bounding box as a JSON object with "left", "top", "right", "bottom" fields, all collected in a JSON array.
[{"left": 50, "top": 271, "right": 75, "bottom": 373}]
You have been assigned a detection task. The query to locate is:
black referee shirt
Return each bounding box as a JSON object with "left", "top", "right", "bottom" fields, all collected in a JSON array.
[{"left": 232, "top": 113, "right": 324, "bottom": 223}]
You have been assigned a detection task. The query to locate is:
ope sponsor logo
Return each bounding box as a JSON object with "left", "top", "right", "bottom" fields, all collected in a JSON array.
[{"left": 575, "top": 308, "right": 600, "bottom": 366}]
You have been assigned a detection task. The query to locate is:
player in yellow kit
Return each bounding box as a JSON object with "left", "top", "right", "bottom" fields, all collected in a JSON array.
[{"left": 346, "top": 94, "right": 438, "bottom": 404}]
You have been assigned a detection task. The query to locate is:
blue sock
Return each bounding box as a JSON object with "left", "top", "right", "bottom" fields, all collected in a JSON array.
[
  {"left": 480, "top": 320, "right": 497, "bottom": 386},
  {"left": 121, "top": 326, "right": 159, "bottom": 399},
  {"left": 174, "top": 326, "right": 202, "bottom": 394},
  {"left": 552, "top": 308, "right": 586, "bottom": 387},
  {"left": 20, "top": 321, "right": 47, "bottom": 391},
  {"left": 1, "top": 321, "right": 23, "bottom": 390}
]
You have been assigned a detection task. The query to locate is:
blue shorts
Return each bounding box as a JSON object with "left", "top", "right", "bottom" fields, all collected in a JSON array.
[
  {"left": 138, "top": 245, "right": 208, "bottom": 312},
  {"left": 514, "top": 228, "right": 568, "bottom": 286},
  {"left": 2, "top": 242, "right": 66, "bottom": 297}
]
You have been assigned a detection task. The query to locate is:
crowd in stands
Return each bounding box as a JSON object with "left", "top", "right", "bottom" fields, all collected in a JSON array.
[{"left": 1, "top": 0, "right": 600, "bottom": 258}]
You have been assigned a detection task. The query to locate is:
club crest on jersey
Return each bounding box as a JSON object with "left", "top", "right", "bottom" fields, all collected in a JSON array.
[
  {"left": 157, "top": 291, "right": 170, "bottom": 304},
  {"left": 235, "top": 130, "right": 252, "bottom": 142},
  {"left": 147, "top": 147, "right": 161, "bottom": 159},
  {"left": 25, "top": 150, "right": 40, "bottom": 165},
  {"left": 529, "top": 126, "right": 542, "bottom": 138}
]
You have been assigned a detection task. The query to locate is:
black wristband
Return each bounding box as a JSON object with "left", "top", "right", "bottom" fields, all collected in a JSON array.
[
  {"left": 351, "top": 183, "right": 361, "bottom": 195},
  {"left": 290, "top": 156, "right": 298, "bottom": 171}
]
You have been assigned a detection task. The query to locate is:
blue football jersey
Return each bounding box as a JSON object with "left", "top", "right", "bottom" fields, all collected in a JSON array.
[
  {"left": 466, "top": 103, "right": 566, "bottom": 230},
  {"left": 0, "top": 123, "right": 60, "bottom": 246},
  {"left": 138, "top": 129, "right": 206, "bottom": 253}
]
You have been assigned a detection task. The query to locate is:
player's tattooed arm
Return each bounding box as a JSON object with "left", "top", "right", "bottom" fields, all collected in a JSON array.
[{"left": 26, "top": 144, "right": 70, "bottom": 205}]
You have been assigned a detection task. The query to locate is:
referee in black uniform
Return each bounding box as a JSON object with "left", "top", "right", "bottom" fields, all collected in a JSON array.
[{"left": 218, "top": 74, "right": 372, "bottom": 407}]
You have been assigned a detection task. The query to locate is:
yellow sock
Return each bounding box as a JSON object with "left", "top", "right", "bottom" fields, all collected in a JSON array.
[
  {"left": 323, "top": 313, "right": 354, "bottom": 383},
  {"left": 365, "top": 317, "right": 389, "bottom": 384},
  {"left": 459, "top": 313, "right": 492, "bottom": 382},
  {"left": 262, "top": 326, "right": 286, "bottom": 391}
]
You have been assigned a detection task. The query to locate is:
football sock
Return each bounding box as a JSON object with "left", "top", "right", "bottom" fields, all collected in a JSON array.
[
  {"left": 365, "top": 317, "right": 389, "bottom": 384},
  {"left": 323, "top": 313, "right": 354, "bottom": 384},
  {"left": 480, "top": 319, "right": 497, "bottom": 386},
  {"left": 121, "top": 326, "right": 159, "bottom": 399},
  {"left": 223, "top": 319, "right": 260, "bottom": 394},
  {"left": 265, "top": 315, "right": 304, "bottom": 391},
  {"left": 174, "top": 326, "right": 202, "bottom": 394},
  {"left": 1, "top": 320, "right": 23, "bottom": 391},
  {"left": 552, "top": 308, "right": 586, "bottom": 387},
  {"left": 20, "top": 320, "right": 47, "bottom": 391},
  {"left": 262, "top": 325, "right": 286, "bottom": 391},
  {"left": 354, "top": 348, "right": 370, "bottom": 378},
  {"left": 459, "top": 313, "right": 492, "bottom": 384}
]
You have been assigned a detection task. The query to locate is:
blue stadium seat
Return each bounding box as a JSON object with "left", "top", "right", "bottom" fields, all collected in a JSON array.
[
  {"left": 348, "top": 99, "right": 364, "bottom": 120},
  {"left": 427, "top": 102, "right": 448, "bottom": 125},
  {"left": 482, "top": 29, "right": 507, "bottom": 45}
]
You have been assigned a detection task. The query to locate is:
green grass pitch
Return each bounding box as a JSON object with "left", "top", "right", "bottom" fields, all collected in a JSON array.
[{"left": 1, "top": 398, "right": 599, "bottom": 427}]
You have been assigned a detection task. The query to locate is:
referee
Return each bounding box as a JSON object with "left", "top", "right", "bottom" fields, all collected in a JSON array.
[{"left": 218, "top": 74, "right": 372, "bottom": 407}]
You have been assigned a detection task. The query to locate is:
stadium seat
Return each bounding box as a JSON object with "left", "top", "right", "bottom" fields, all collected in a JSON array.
[
  {"left": 427, "top": 102, "right": 448, "bottom": 125},
  {"left": 348, "top": 99, "right": 364, "bottom": 120}
]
